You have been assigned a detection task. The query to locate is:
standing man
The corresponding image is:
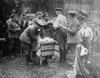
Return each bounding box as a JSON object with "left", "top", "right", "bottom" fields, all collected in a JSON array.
[
  {"left": 7, "top": 14, "right": 21, "bottom": 57},
  {"left": 53, "top": 7, "right": 68, "bottom": 62},
  {"left": 63, "top": 11, "right": 82, "bottom": 64},
  {"left": 79, "top": 22, "right": 93, "bottom": 57},
  {"left": 78, "top": 10, "right": 93, "bottom": 62}
]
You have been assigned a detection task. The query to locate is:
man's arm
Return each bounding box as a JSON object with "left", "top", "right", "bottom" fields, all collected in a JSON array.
[
  {"left": 62, "top": 23, "right": 78, "bottom": 34},
  {"left": 89, "top": 28, "right": 93, "bottom": 40}
]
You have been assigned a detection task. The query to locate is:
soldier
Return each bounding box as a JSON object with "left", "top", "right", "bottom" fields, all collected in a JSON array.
[
  {"left": 53, "top": 7, "right": 68, "bottom": 62},
  {"left": 19, "top": 18, "right": 45, "bottom": 65},
  {"left": 7, "top": 14, "right": 21, "bottom": 57},
  {"left": 63, "top": 11, "right": 82, "bottom": 65},
  {"left": 19, "top": 11, "right": 28, "bottom": 33}
]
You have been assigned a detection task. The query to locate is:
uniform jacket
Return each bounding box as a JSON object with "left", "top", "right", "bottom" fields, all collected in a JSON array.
[
  {"left": 7, "top": 18, "right": 20, "bottom": 38},
  {"left": 19, "top": 16, "right": 29, "bottom": 32},
  {"left": 53, "top": 14, "right": 67, "bottom": 29},
  {"left": 19, "top": 23, "right": 40, "bottom": 45},
  {"left": 67, "top": 19, "right": 82, "bottom": 44}
]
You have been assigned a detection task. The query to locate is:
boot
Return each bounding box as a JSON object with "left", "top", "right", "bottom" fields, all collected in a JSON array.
[
  {"left": 25, "top": 55, "right": 34, "bottom": 65},
  {"left": 59, "top": 49, "right": 63, "bottom": 62}
]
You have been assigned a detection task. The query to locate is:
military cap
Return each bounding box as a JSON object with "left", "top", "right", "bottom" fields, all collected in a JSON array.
[
  {"left": 68, "top": 11, "right": 78, "bottom": 17},
  {"left": 56, "top": 7, "right": 62, "bottom": 11},
  {"left": 36, "top": 11, "right": 43, "bottom": 16},
  {"left": 78, "top": 10, "right": 88, "bottom": 17}
]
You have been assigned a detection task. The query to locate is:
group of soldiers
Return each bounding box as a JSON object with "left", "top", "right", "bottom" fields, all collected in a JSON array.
[{"left": 6, "top": 7, "right": 94, "bottom": 68}]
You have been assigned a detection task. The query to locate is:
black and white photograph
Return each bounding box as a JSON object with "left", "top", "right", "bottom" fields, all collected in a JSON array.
[{"left": 0, "top": 0, "right": 100, "bottom": 78}]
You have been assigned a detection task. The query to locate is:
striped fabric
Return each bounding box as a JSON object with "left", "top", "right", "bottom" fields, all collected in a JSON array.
[
  {"left": 36, "top": 39, "right": 59, "bottom": 57},
  {"left": 36, "top": 38, "right": 60, "bottom": 65},
  {"left": 40, "top": 41, "right": 59, "bottom": 56}
]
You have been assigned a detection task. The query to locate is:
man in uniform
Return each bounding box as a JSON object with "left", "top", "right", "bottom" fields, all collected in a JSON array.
[
  {"left": 19, "top": 11, "right": 28, "bottom": 33},
  {"left": 63, "top": 11, "right": 82, "bottom": 65},
  {"left": 7, "top": 14, "right": 21, "bottom": 57},
  {"left": 53, "top": 7, "right": 68, "bottom": 62},
  {"left": 19, "top": 18, "right": 45, "bottom": 65}
]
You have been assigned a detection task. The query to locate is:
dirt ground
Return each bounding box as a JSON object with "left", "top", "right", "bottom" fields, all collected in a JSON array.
[{"left": 0, "top": 53, "right": 100, "bottom": 78}]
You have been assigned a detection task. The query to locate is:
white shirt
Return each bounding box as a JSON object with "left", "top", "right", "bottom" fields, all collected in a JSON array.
[
  {"left": 53, "top": 14, "right": 67, "bottom": 29},
  {"left": 79, "top": 27, "right": 93, "bottom": 40}
]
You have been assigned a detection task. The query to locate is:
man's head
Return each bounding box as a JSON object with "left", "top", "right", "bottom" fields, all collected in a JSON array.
[
  {"left": 22, "top": 10, "right": 27, "bottom": 15},
  {"left": 12, "top": 9, "right": 17, "bottom": 14},
  {"left": 68, "top": 11, "right": 77, "bottom": 19},
  {"left": 21, "top": 12, "right": 27, "bottom": 20},
  {"left": 78, "top": 10, "right": 88, "bottom": 17},
  {"left": 77, "top": 10, "right": 88, "bottom": 22},
  {"left": 77, "top": 15, "right": 85, "bottom": 24},
  {"left": 35, "top": 11, "right": 43, "bottom": 19},
  {"left": 34, "top": 18, "right": 46, "bottom": 35},
  {"left": 25, "top": 14, "right": 35, "bottom": 21},
  {"left": 82, "top": 22, "right": 88, "bottom": 28},
  {"left": 42, "top": 12, "right": 50, "bottom": 22},
  {"left": 56, "top": 7, "right": 62, "bottom": 15}
]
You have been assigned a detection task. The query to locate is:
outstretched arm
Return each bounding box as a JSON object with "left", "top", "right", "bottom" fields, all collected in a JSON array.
[{"left": 62, "top": 24, "right": 78, "bottom": 34}]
